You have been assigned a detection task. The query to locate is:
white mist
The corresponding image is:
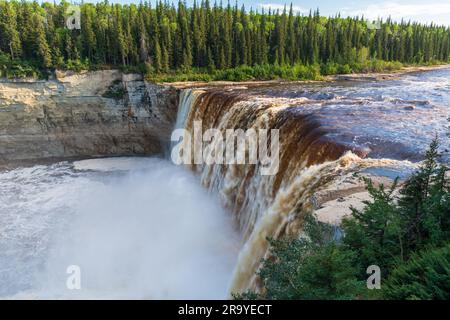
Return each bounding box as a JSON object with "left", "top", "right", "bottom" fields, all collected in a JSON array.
[{"left": 0, "top": 158, "right": 239, "bottom": 299}]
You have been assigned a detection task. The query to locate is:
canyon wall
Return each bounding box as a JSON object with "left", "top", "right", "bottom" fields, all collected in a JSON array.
[{"left": 0, "top": 70, "right": 179, "bottom": 167}]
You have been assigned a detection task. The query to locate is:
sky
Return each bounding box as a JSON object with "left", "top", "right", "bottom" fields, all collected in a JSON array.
[
  {"left": 48, "top": 0, "right": 450, "bottom": 26},
  {"left": 254, "top": 1, "right": 450, "bottom": 26}
]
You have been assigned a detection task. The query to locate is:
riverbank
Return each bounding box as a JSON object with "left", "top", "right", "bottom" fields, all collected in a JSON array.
[
  {"left": 165, "top": 63, "right": 450, "bottom": 88},
  {"left": 326, "top": 63, "right": 450, "bottom": 81}
]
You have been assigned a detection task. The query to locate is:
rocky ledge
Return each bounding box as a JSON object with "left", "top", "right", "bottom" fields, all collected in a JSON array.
[{"left": 0, "top": 70, "right": 179, "bottom": 167}]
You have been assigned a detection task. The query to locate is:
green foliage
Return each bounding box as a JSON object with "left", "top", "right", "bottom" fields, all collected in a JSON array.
[
  {"left": 321, "top": 62, "right": 339, "bottom": 75},
  {"left": 234, "top": 213, "right": 364, "bottom": 300},
  {"left": 64, "top": 59, "right": 90, "bottom": 73},
  {"left": 147, "top": 63, "right": 324, "bottom": 82},
  {"left": 343, "top": 136, "right": 449, "bottom": 278},
  {"left": 396, "top": 137, "right": 450, "bottom": 253},
  {"left": 335, "top": 64, "right": 350, "bottom": 74},
  {"left": 384, "top": 245, "right": 450, "bottom": 300},
  {"left": 0, "top": 52, "right": 41, "bottom": 78},
  {"left": 342, "top": 178, "right": 401, "bottom": 276},
  {"left": 258, "top": 240, "right": 363, "bottom": 300},
  {"left": 146, "top": 70, "right": 213, "bottom": 83},
  {"left": 0, "top": 0, "right": 448, "bottom": 79},
  {"left": 321, "top": 59, "right": 403, "bottom": 75},
  {"left": 102, "top": 80, "right": 126, "bottom": 100}
]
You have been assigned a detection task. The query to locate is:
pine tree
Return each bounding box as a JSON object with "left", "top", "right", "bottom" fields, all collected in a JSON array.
[
  {"left": 0, "top": 1, "right": 22, "bottom": 59},
  {"left": 81, "top": 5, "right": 96, "bottom": 61},
  {"left": 177, "top": 1, "right": 192, "bottom": 69},
  {"left": 0, "top": 1, "right": 448, "bottom": 76},
  {"left": 115, "top": 6, "right": 127, "bottom": 66},
  {"left": 30, "top": 12, "right": 52, "bottom": 68},
  {"left": 384, "top": 245, "right": 450, "bottom": 300},
  {"left": 397, "top": 137, "right": 450, "bottom": 253}
]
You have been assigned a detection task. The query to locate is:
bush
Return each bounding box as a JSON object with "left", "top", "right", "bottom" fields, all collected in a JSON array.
[
  {"left": 321, "top": 62, "right": 339, "bottom": 75},
  {"left": 251, "top": 64, "right": 276, "bottom": 80},
  {"left": 384, "top": 245, "right": 450, "bottom": 300},
  {"left": 146, "top": 71, "right": 213, "bottom": 83},
  {"left": 337, "top": 64, "right": 352, "bottom": 74},
  {"left": 102, "top": 80, "right": 126, "bottom": 100},
  {"left": 64, "top": 58, "right": 90, "bottom": 72},
  {"left": 0, "top": 53, "right": 41, "bottom": 78},
  {"left": 303, "top": 64, "right": 321, "bottom": 80},
  {"left": 139, "top": 57, "right": 411, "bottom": 83},
  {"left": 214, "top": 65, "right": 255, "bottom": 81}
]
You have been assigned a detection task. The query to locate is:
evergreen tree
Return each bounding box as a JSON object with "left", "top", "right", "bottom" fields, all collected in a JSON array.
[
  {"left": 0, "top": 0, "right": 448, "bottom": 77},
  {"left": 384, "top": 245, "right": 450, "bottom": 300},
  {"left": 30, "top": 12, "right": 52, "bottom": 68},
  {"left": 0, "top": 1, "right": 22, "bottom": 59}
]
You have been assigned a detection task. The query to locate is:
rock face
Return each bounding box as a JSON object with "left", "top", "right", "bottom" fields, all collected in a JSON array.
[{"left": 0, "top": 70, "right": 179, "bottom": 166}]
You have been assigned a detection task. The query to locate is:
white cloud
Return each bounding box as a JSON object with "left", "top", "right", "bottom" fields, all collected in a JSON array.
[
  {"left": 342, "top": 2, "right": 450, "bottom": 25},
  {"left": 258, "top": 3, "right": 308, "bottom": 14}
]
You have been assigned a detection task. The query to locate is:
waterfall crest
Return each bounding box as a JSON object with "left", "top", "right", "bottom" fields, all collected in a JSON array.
[{"left": 173, "top": 88, "right": 393, "bottom": 293}]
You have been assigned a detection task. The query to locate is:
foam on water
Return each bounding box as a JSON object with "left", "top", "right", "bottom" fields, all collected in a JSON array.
[
  {"left": 253, "top": 68, "right": 450, "bottom": 161},
  {"left": 1, "top": 68, "right": 448, "bottom": 298},
  {"left": 73, "top": 157, "right": 159, "bottom": 172},
  {"left": 0, "top": 158, "right": 239, "bottom": 299}
]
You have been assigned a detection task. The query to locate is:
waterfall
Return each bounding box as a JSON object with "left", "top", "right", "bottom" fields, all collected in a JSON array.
[{"left": 172, "top": 88, "right": 384, "bottom": 293}]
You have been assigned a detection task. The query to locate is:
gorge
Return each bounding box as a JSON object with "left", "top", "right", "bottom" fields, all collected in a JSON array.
[{"left": 0, "top": 67, "right": 449, "bottom": 298}]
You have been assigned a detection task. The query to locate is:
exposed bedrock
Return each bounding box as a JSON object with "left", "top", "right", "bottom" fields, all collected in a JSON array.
[{"left": 0, "top": 70, "right": 179, "bottom": 166}]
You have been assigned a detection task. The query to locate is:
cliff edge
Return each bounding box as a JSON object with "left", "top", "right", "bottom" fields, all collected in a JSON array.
[{"left": 0, "top": 70, "right": 179, "bottom": 167}]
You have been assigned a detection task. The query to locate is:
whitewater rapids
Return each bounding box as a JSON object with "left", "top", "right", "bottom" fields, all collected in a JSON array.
[
  {"left": 0, "top": 67, "right": 448, "bottom": 299},
  {"left": 0, "top": 158, "right": 240, "bottom": 299}
]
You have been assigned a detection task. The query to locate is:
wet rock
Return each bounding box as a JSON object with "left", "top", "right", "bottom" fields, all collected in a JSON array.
[{"left": 404, "top": 105, "right": 415, "bottom": 110}]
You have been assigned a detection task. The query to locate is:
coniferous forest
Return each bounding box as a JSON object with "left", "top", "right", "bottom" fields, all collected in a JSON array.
[{"left": 0, "top": 0, "right": 449, "bottom": 81}]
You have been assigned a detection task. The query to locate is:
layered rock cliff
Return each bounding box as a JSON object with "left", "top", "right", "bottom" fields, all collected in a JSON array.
[{"left": 0, "top": 70, "right": 179, "bottom": 167}]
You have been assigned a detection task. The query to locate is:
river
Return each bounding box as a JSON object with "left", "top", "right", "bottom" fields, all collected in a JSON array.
[{"left": 0, "top": 68, "right": 448, "bottom": 298}]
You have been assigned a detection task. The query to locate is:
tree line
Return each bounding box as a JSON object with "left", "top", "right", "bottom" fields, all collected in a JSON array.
[{"left": 0, "top": 0, "right": 449, "bottom": 79}]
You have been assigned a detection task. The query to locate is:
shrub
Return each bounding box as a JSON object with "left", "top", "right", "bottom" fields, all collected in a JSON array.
[
  {"left": 64, "top": 58, "right": 90, "bottom": 72},
  {"left": 384, "top": 245, "right": 450, "bottom": 300},
  {"left": 102, "top": 80, "right": 126, "bottom": 100},
  {"left": 337, "top": 64, "right": 352, "bottom": 74},
  {"left": 321, "top": 62, "right": 339, "bottom": 75},
  {"left": 304, "top": 64, "right": 322, "bottom": 80},
  {"left": 0, "top": 53, "right": 41, "bottom": 78}
]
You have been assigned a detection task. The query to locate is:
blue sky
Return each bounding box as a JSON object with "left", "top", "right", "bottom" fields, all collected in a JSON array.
[{"left": 54, "top": 0, "right": 450, "bottom": 26}]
